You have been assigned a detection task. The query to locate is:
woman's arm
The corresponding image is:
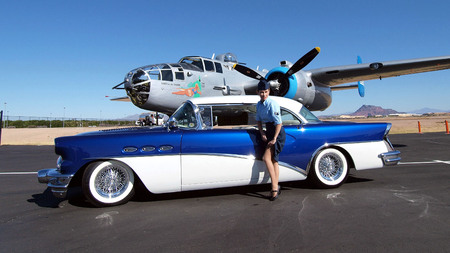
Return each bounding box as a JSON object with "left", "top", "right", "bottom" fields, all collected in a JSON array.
[
  {"left": 257, "top": 121, "right": 267, "bottom": 142},
  {"left": 268, "top": 123, "right": 282, "bottom": 146}
]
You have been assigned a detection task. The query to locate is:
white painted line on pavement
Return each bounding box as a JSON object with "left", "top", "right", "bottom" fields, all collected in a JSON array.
[
  {"left": 0, "top": 172, "right": 38, "bottom": 175},
  {"left": 399, "top": 160, "right": 450, "bottom": 165}
]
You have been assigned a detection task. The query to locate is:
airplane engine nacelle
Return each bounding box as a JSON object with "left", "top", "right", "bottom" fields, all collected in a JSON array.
[{"left": 265, "top": 67, "right": 332, "bottom": 111}]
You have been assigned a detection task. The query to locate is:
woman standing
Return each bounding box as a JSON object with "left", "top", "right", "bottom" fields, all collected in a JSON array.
[{"left": 255, "top": 80, "right": 286, "bottom": 201}]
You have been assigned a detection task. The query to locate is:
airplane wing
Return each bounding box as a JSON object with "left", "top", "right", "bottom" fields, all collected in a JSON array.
[
  {"left": 308, "top": 55, "right": 450, "bottom": 87},
  {"left": 110, "top": 96, "right": 131, "bottom": 102}
]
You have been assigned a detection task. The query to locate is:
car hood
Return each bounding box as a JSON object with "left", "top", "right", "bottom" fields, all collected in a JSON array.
[
  {"left": 75, "top": 126, "right": 168, "bottom": 137},
  {"left": 54, "top": 126, "right": 175, "bottom": 174}
]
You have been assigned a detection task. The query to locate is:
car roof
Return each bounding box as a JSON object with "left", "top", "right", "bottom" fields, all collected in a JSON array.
[{"left": 188, "top": 96, "right": 304, "bottom": 112}]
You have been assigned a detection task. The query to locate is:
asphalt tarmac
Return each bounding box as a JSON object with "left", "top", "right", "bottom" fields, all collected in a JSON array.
[{"left": 0, "top": 133, "right": 449, "bottom": 252}]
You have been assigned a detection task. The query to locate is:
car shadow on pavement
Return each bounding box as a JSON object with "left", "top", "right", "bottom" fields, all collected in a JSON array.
[
  {"left": 28, "top": 187, "right": 91, "bottom": 208},
  {"left": 28, "top": 175, "right": 374, "bottom": 208}
]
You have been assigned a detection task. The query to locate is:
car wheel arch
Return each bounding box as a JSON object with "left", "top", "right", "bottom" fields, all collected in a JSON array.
[
  {"left": 306, "top": 145, "right": 354, "bottom": 188},
  {"left": 306, "top": 145, "right": 355, "bottom": 175}
]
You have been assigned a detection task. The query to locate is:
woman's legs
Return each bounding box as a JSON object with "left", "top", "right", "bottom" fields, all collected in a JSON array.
[{"left": 263, "top": 146, "right": 279, "bottom": 197}]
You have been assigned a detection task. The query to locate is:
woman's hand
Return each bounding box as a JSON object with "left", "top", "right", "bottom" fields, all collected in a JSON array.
[
  {"left": 267, "top": 139, "right": 276, "bottom": 146},
  {"left": 261, "top": 134, "right": 267, "bottom": 142}
]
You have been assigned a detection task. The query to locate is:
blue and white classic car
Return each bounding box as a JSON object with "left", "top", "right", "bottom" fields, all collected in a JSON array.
[{"left": 38, "top": 96, "right": 400, "bottom": 207}]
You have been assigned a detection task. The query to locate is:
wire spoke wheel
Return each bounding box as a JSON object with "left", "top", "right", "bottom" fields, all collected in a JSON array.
[
  {"left": 318, "top": 153, "right": 344, "bottom": 181},
  {"left": 83, "top": 160, "right": 135, "bottom": 207},
  {"left": 311, "top": 148, "right": 348, "bottom": 188},
  {"left": 94, "top": 165, "right": 130, "bottom": 198}
]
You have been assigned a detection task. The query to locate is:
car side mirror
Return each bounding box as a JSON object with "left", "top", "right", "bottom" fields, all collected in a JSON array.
[{"left": 167, "top": 118, "right": 178, "bottom": 131}]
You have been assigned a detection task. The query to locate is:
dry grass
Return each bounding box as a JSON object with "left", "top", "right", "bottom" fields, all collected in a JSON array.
[
  {"left": 1, "top": 115, "right": 449, "bottom": 145},
  {"left": 0, "top": 127, "right": 122, "bottom": 145},
  {"left": 330, "top": 115, "right": 449, "bottom": 134}
]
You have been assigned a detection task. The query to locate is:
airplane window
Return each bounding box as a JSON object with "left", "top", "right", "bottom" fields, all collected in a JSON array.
[
  {"left": 179, "top": 63, "right": 203, "bottom": 72},
  {"left": 180, "top": 57, "right": 204, "bottom": 71},
  {"left": 224, "top": 53, "right": 238, "bottom": 63},
  {"left": 214, "top": 62, "right": 223, "bottom": 73},
  {"left": 175, "top": 72, "right": 184, "bottom": 80},
  {"left": 192, "top": 60, "right": 204, "bottom": 71},
  {"left": 160, "top": 64, "right": 171, "bottom": 69},
  {"left": 145, "top": 66, "right": 160, "bottom": 80},
  {"left": 161, "top": 70, "right": 173, "bottom": 81},
  {"left": 148, "top": 70, "right": 160, "bottom": 80},
  {"left": 170, "top": 64, "right": 181, "bottom": 68},
  {"left": 204, "top": 60, "right": 215, "bottom": 72}
]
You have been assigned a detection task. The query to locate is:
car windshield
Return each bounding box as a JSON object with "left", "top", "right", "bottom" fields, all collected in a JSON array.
[
  {"left": 170, "top": 103, "right": 198, "bottom": 129},
  {"left": 300, "top": 107, "right": 321, "bottom": 123}
]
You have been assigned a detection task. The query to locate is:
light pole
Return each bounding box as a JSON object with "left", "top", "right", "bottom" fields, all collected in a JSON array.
[
  {"left": 3, "top": 103, "right": 6, "bottom": 128},
  {"left": 63, "top": 107, "right": 66, "bottom": 128}
]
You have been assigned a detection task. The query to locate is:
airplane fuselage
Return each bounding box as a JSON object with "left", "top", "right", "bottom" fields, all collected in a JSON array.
[
  {"left": 116, "top": 50, "right": 449, "bottom": 114},
  {"left": 121, "top": 53, "right": 333, "bottom": 114}
]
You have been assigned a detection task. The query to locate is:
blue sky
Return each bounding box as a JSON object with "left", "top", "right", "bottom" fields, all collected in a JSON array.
[{"left": 1, "top": 0, "right": 449, "bottom": 119}]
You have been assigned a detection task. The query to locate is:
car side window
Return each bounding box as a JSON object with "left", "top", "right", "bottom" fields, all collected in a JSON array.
[
  {"left": 281, "top": 109, "right": 302, "bottom": 125},
  {"left": 209, "top": 104, "right": 257, "bottom": 129},
  {"left": 199, "top": 106, "right": 213, "bottom": 129}
]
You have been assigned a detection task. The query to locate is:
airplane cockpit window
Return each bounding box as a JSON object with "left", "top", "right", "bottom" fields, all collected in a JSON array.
[
  {"left": 215, "top": 53, "right": 238, "bottom": 63},
  {"left": 204, "top": 60, "right": 215, "bottom": 72},
  {"left": 179, "top": 57, "right": 204, "bottom": 72},
  {"left": 144, "top": 66, "right": 160, "bottom": 80},
  {"left": 224, "top": 53, "right": 238, "bottom": 63},
  {"left": 175, "top": 72, "right": 184, "bottom": 80},
  {"left": 214, "top": 62, "right": 223, "bottom": 73},
  {"left": 161, "top": 70, "right": 173, "bottom": 81}
]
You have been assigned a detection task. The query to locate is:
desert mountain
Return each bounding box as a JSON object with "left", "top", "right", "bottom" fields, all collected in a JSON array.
[{"left": 351, "top": 105, "right": 399, "bottom": 117}]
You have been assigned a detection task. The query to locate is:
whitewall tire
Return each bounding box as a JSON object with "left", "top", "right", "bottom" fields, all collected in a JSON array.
[
  {"left": 82, "top": 160, "right": 135, "bottom": 207},
  {"left": 311, "top": 148, "right": 348, "bottom": 188}
]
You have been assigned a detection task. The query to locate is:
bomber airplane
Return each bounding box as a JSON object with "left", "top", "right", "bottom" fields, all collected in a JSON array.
[{"left": 112, "top": 48, "right": 450, "bottom": 114}]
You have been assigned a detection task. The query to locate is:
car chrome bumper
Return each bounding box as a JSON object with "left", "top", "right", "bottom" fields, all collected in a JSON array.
[
  {"left": 37, "top": 168, "right": 74, "bottom": 198},
  {"left": 379, "top": 151, "right": 401, "bottom": 166}
]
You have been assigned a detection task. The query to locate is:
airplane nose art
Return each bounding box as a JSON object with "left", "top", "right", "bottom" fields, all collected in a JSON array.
[{"left": 125, "top": 69, "right": 150, "bottom": 107}]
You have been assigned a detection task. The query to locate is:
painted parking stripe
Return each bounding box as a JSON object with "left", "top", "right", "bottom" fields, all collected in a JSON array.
[
  {"left": 0, "top": 172, "right": 38, "bottom": 175},
  {"left": 399, "top": 160, "right": 450, "bottom": 165}
]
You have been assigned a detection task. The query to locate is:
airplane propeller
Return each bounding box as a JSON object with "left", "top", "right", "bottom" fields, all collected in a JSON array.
[
  {"left": 284, "top": 47, "right": 321, "bottom": 77},
  {"left": 233, "top": 47, "right": 321, "bottom": 82}
]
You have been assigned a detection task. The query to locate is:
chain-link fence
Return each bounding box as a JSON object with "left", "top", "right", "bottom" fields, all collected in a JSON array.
[{"left": 1, "top": 113, "right": 136, "bottom": 128}]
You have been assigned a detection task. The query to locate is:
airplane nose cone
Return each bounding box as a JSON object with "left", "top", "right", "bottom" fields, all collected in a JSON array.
[{"left": 125, "top": 69, "right": 151, "bottom": 107}]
